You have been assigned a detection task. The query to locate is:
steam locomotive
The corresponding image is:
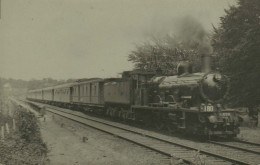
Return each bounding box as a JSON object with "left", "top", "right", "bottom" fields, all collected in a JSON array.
[{"left": 27, "top": 55, "right": 240, "bottom": 138}]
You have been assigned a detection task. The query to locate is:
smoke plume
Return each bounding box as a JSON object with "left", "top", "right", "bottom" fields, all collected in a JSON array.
[{"left": 174, "top": 15, "right": 213, "bottom": 54}]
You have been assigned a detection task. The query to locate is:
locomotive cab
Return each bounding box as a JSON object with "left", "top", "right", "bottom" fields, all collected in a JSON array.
[{"left": 128, "top": 70, "right": 155, "bottom": 106}]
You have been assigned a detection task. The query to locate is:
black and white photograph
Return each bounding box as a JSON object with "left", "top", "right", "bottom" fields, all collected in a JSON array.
[{"left": 0, "top": 0, "right": 259, "bottom": 164}]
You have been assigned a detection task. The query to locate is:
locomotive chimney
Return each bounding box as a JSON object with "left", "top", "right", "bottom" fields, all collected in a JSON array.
[{"left": 201, "top": 54, "right": 211, "bottom": 73}]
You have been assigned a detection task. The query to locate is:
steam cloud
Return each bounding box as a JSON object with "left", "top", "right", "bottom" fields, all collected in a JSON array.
[
  {"left": 174, "top": 15, "right": 213, "bottom": 54},
  {"left": 148, "top": 15, "right": 213, "bottom": 54}
]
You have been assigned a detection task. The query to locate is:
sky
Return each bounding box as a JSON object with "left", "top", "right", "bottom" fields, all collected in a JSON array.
[{"left": 0, "top": 0, "right": 236, "bottom": 80}]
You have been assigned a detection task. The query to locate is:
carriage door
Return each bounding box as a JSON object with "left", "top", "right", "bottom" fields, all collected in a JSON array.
[
  {"left": 89, "top": 83, "right": 92, "bottom": 103},
  {"left": 77, "top": 85, "right": 80, "bottom": 102},
  {"left": 52, "top": 89, "right": 54, "bottom": 101},
  {"left": 69, "top": 87, "right": 73, "bottom": 102},
  {"left": 99, "top": 82, "right": 104, "bottom": 104}
]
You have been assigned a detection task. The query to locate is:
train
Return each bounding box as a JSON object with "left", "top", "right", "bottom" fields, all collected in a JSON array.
[{"left": 26, "top": 55, "right": 240, "bottom": 138}]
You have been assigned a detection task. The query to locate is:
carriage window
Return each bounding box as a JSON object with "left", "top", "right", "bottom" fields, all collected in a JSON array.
[
  {"left": 86, "top": 86, "right": 88, "bottom": 94},
  {"left": 94, "top": 86, "right": 97, "bottom": 96}
]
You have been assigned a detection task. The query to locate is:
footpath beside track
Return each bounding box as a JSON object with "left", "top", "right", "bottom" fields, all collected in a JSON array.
[{"left": 21, "top": 99, "right": 260, "bottom": 165}]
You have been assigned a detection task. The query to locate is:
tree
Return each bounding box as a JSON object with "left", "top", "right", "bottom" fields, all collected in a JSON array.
[
  {"left": 212, "top": 0, "right": 260, "bottom": 108},
  {"left": 128, "top": 37, "right": 200, "bottom": 75},
  {"left": 128, "top": 16, "right": 212, "bottom": 75}
]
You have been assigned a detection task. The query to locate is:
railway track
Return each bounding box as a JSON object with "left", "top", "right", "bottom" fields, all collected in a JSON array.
[
  {"left": 20, "top": 99, "right": 260, "bottom": 165},
  {"left": 234, "top": 139, "right": 260, "bottom": 147},
  {"left": 209, "top": 140, "right": 260, "bottom": 155}
]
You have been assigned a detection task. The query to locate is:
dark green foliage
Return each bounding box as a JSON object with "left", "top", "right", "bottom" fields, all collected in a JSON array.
[
  {"left": 128, "top": 38, "right": 202, "bottom": 75},
  {"left": 0, "top": 103, "right": 47, "bottom": 164},
  {"left": 212, "top": 0, "right": 260, "bottom": 108},
  {"left": 0, "top": 137, "right": 47, "bottom": 164},
  {"left": 15, "top": 109, "right": 40, "bottom": 142}
]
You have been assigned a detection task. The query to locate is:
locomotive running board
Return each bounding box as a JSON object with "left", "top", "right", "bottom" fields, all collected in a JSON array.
[{"left": 132, "top": 105, "right": 199, "bottom": 113}]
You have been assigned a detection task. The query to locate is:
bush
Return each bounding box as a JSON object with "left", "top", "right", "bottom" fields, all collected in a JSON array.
[
  {"left": 15, "top": 110, "right": 40, "bottom": 142},
  {"left": 0, "top": 103, "right": 47, "bottom": 165}
]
